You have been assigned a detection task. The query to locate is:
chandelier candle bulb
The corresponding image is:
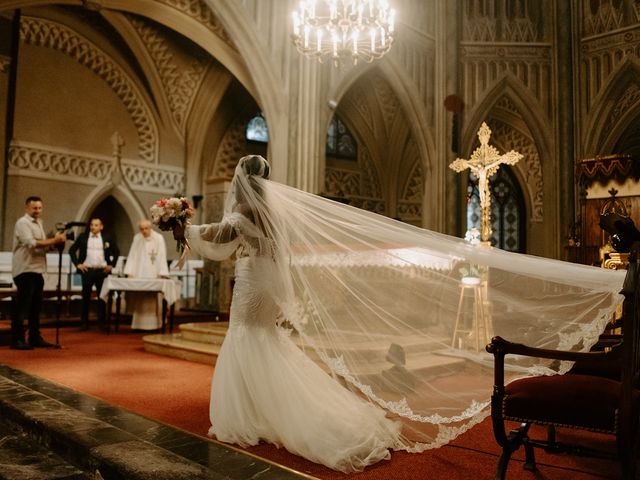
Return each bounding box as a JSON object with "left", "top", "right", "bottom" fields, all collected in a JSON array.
[{"left": 292, "top": 12, "right": 300, "bottom": 35}]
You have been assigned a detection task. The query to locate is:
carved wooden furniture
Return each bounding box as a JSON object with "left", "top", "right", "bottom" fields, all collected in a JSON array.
[{"left": 485, "top": 217, "right": 640, "bottom": 479}]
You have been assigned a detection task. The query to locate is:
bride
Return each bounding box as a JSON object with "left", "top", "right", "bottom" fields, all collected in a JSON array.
[{"left": 174, "top": 154, "right": 625, "bottom": 472}]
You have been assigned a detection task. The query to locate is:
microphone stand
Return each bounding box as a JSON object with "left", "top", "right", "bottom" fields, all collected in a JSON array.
[
  {"left": 52, "top": 221, "right": 84, "bottom": 345},
  {"left": 54, "top": 240, "right": 65, "bottom": 348}
]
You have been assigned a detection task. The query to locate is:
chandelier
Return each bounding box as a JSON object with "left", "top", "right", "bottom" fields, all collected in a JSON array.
[{"left": 291, "top": 0, "right": 396, "bottom": 66}]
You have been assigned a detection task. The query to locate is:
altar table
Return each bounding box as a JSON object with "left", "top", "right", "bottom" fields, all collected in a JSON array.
[{"left": 99, "top": 277, "right": 182, "bottom": 333}]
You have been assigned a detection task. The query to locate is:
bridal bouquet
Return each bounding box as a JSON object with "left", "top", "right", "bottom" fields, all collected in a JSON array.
[{"left": 150, "top": 197, "right": 194, "bottom": 253}]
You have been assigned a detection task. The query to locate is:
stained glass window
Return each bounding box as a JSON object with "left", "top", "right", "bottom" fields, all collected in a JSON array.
[
  {"left": 466, "top": 166, "right": 525, "bottom": 252},
  {"left": 246, "top": 113, "right": 269, "bottom": 143},
  {"left": 327, "top": 116, "right": 357, "bottom": 159}
]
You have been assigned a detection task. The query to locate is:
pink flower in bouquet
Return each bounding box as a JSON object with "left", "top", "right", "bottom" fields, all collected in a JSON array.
[{"left": 150, "top": 197, "right": 194, "bottom": 252}]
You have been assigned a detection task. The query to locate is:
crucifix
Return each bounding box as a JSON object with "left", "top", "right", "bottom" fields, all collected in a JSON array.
[
  {"left": 148, "top": 249, "right": 157, "bottom": 265},
  {"left": 449, "top": 122, "right": 522, "bottom": 243}
]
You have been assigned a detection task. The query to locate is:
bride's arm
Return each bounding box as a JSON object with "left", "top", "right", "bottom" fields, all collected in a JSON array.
[
  {"left": 173, "top": 222, "right": 237, "bottom": 244},
  {"left": 193, "top": 223, "right": 237, "bottom": 243},
  {"left": 175, "top": 220, "right": 241, "bottom": 261}
]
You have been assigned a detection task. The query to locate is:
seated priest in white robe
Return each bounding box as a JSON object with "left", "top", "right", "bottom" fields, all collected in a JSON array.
[{"left": 124, "top": 220, "right": 169, "bottom": 330}]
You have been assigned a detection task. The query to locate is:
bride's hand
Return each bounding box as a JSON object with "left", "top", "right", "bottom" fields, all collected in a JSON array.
[{"left": 173, "top": 224, "right": 186, "bottom": 240}]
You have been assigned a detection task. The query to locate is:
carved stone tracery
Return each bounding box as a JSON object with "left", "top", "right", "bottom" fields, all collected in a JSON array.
[
  {"left": 8, "top": 142, "right": 184, "bottom": 193},
  {"left": 462, "top": 0, "right": 545, "bottom": 42},
  {"left": 128, "top": 15, "right": 209, "bottom": 134},
  {"left": 397, "top": 159, "right": 423, "bottom": 222},
  {"left": 581, "top": 32, "right": 640, "bottom": 106},
  {"left": 121, "top": 163, "right": 185, "bottom": 191},
  {"left": 373, "top": 76, "right": 400, "bottom": 136},
  {"left": 156, "top": 0, "right": 236, "bottom": 50},
  {"left": 491, "top": 119, "right": 543, "bottom": 222},
  {"left": 609, "top": 81, "right": 640, "bottom": 128},
  {"left": 388, "top": 32, "right": 435, "bottom": 122},
  {"left": 460, "top": 45, "right": 552, "bottom": 114},
  {"left": 584, "top": 0, "right": 626, "bottom": 37},
  {"left": 464, "top": 17, "right": 497, "bottom": 42},
  {"left": 495, "top": 95, "right": 518, "bottom": 114},
  {"left": 503, "top": 17, "right": 537, "bottom": 42},
  {"left": 324, "top": 147, "right": 385, "bottom": 215},
  {"left": 346, "top": 88, "right": 376, "bottom": 137},
  {"left": 360, "top": 149, "right": 382, "bottom": 199},
  {"left": 402, "top": 161, "right": 424, "bottom": 203},
  {"left": 20, "top": 16, "right": 159, "bottom": 163},
  {"left": 460, "top": 1, "right": 551, "bottom": 114},
  {"left": 324, "top": 169, "right": 360, "bottom": 198},
  {"left": 397, "top": 202, "right": 421, "bottom": 219},
  {"left": 210, "top": 119, "right": 247, "bottom": 179}
]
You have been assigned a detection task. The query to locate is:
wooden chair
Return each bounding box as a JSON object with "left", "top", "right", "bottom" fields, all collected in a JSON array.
[{"left": 485, "top": 218, "right": 640, "bottom": 479}]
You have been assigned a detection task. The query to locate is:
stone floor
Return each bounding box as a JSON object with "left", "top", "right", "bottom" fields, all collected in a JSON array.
[{"left": 0, "top": 364, "right": 315, "bottom": 480}]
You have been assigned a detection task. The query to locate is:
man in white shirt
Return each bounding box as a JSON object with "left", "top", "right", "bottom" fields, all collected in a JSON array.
[
  {"left": 124, "top": 219, "right": 169, "bottom": 330},
  {"left": 69, "top": 218, "right": 119, "bottom": 330},
  {"left": 11, "top": 196, "right": 66, "bottom": 350}
]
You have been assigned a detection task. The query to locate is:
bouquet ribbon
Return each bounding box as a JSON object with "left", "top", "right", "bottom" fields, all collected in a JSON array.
[{"left": 175, "top": 238, "right": 191, "bottom": 270}]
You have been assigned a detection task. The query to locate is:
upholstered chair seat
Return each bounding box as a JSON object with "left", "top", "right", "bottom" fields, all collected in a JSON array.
[{"left": 503, "top": 374, "right": 640, "bottom": 433}]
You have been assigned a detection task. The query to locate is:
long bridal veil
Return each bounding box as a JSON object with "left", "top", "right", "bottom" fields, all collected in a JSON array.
[{"left": 194, "top": 158, "right": 625, "bottom": 452}]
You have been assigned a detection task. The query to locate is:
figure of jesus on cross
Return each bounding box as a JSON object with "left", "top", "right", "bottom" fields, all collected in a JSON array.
[{"left": 449, "top": 122, "right": 522, "bottom": 244}]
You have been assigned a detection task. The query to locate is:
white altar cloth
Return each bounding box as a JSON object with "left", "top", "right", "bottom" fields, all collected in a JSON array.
[{"left": 99, "top": 277, "right": 181, "bottom": 305}]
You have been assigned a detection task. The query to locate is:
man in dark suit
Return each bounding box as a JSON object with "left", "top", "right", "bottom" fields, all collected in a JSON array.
[{"left": 69, "top": 218, "right": 119, "bottom": 330}]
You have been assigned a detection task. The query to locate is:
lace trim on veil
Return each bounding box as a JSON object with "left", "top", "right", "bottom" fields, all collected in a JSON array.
[
  {"left": 279, "top": 294, "right": 619, "bottom": 438},
  {"left": 320, "top": 348, "right": 491, "bottom": 424}
]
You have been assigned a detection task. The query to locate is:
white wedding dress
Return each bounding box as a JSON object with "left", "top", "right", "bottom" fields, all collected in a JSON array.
[
  {"left": 182, "top": 155, "right": 624, "bottom": 472},
  {"left": 187, "top": 213, "right": 401, "bottom": 473}
]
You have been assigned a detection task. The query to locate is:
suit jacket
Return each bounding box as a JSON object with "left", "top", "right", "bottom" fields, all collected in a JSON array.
[{"left": 69, "top": 232, "right": 119, "bottom": 269}]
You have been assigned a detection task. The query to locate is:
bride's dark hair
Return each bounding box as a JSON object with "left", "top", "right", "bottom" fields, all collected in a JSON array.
[
  {"left": 234, "top": 155, "right": 273, "bottom": 244},
  {"left": 241, "top": 155, "right": 270, "bottom": 179}
]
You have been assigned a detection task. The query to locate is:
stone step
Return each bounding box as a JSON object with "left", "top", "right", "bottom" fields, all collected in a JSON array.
[
  {"left": 301, "top": 346, "right": 466, "bottom": 382},
  {"left": 302, "top": 331, "right": 448, "bottom": 362},
  {"left": 0, "top": 366, "right": 309, "bottom": 480},
  {"left": 0, "top": 426, "right": 92, "bottom": 480},
  {"left": 143, "top": 333, "right": 221, "bottom": 365},
  {"left": 144, "top": 323, "right": 465, "bottom": 378},
  {"left": 179, "top": 322, "right": 229, "bottom": 345},
  {"left": 176, "top": 322, "right": 449, "bottom": 356}
]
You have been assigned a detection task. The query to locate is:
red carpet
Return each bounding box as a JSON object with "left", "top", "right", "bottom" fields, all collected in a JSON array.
[{"left": 0, "top": 326, "right": 620, "bottom": 479}]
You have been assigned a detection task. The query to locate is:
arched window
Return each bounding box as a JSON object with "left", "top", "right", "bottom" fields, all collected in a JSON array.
[
  {"left": 466, "top": 166, "right": 526, "bottom": 252},
  {"left": 246, "top": 113, "right": 269, "bottom": 143},
  {"left": 327, "top": 116, "right": 357, "bottom": 159}
]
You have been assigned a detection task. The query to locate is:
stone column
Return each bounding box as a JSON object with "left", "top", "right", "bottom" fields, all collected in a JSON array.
[
  {"left": 439, "top": 0, "right": 460, "bottom": 236},
  {"left": 554, "top": 0, "right": 576, "bottom": 256},
  {"left": 288, "top": 57, "right": 323, "bottom": 193}
]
